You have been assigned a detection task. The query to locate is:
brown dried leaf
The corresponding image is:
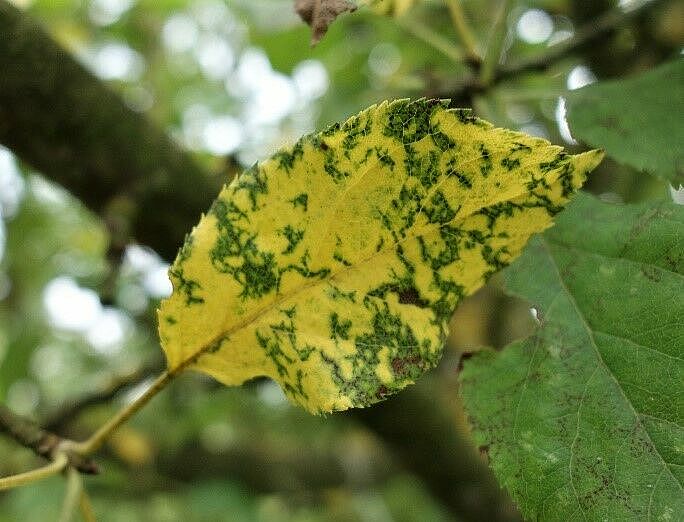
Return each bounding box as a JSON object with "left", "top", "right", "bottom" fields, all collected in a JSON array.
[{"left": 295, "top": 0, "right": 357, "bottom": 45}]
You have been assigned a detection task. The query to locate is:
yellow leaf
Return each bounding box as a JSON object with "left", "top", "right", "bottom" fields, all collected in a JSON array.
[
  {"left": 366, "top": 0, "right": 417, "bottom": 17},
  {"left": 158, "top": 99, "right": 603, "bottom": 414}
]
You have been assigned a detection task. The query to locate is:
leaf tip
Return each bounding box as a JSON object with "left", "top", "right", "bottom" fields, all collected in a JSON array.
[{"left": 577, "top": 148, "right": 605, "bottom": 173}]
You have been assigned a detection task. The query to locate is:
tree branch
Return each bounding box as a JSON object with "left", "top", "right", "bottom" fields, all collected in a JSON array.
[
  {"left": 442, "top": 0, "right": 667, "bottom": 102},
  {"left": 0, "top": 1, "right": 228, "bottom": 260},
  {"left": 396, "top": 16, "right": 465, "bottom": 64},
  {"left": 445, "top": 0, "right": 480, "bottom": 63},
  {"left": 0, "top": 452, "right": 68, "bottom": 491},
  {"left": 0, "top": 403, "right": 58, "bottom": 459},
  {"left": 496, "top": 0, "right": 668, "bottom": 82},
  {"left": 479, "top": 0, "right": 513, "bottom": 85},
  {"left": 44, "top": 359, "right": 162, "bottom": 433},
  {"left": 0, "top": 403, "right": 97, "bottom": 475}
]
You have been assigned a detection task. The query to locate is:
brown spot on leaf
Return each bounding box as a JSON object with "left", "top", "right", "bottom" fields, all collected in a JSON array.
[
  {"left": 641, "top": 265, "right": 662, "bottom": 282},
  {"left": 376, "top": 385, "right": 389, "bottom": 399},
  {"left": 478, "top": 444, "right": 490, "bottom": 460},
  {"left": 294, "top": 0, "right": 357, "bottom": 46},
  {"left": 397, "top": 286, "right": 429, "bottom": 307},
  {"left": 391, "top": 354, "right": 423, "bottom": 377}
]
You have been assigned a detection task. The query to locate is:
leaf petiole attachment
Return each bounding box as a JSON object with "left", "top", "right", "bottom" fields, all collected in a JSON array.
[
  {"left": 0, "top": 451, "right": 68, "bottom": 491},
  {"left": 66, "top": 370, "right": 174, "bottom": 457}
]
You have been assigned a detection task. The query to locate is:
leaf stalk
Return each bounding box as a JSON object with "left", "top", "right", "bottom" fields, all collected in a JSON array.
[
  {"left": 396, "top": 17, "right": 465, "bottom": 64},
  {"left": 445, "top": 0, "right": 480, "bottom": 63},
  {"left": 480, "top": 0, "right": 514, "bottom": 85},
  {"left": 66, "top": 371, "right": 173, "bottom": 457},
  {"left": 0, "top": 452, "right": 68, "bottom": 491}
]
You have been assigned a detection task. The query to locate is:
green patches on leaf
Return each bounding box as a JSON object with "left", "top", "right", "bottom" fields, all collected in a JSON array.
[
  {"left": 374, "top": 146, "right": 395, "bottom": 169},
  {"left": 210, "top": 198, "right": 279, "bottom": 299},
  {"left": 273, "top": 141, "right": 304, "bottom": 173},
  {"left": 358, "top": 300, "right": 430, "bottom": 379},
  {"left": 326, "top": 284, "right": 356, "bottom": 303},
  {"left": 500, "top": 157, "right": 520, "bottom": 171},
  {"left": 478, "top": 144, "right": 493, "bottom": 177},
  {"left": 323, "top": 150, "right": 349, "bottom": 182},
  {"left": 430, "top": 131, "right": 456, "bottom": 151},
  {"left": 321, "top": 299, "right": 433, "bottom": 407},
  {"left": 332, "top": 251, "right": 352, "bottom": 266},
  {"left": 342, "top": 111, "right": 373, "bottom": 155},
  {"left": 424, "top": 191, "right": 457, "bottom": 224},
  {"left": 451, "top": 170, "right": 473, "bottom": 189},
  {"left": 234, "top": 164, "right": 268, "bottom": 210},
  {"left": 289, "top": 193, "right": 308, "bottom": 211},
  {"left": 453, "top": 108, "right": 479, "bottom": 125},
  {"left": 280, "top": 225, "right": 304, "bottom": 255},
  {"left": 256, "top": 329, "right": 292, "bottom": 378},
  {"left": 404, "top": 145, "right": 440, "bottom": 188},
  {"left": 159, "top": 99, "right": 602, "bottom": 414},
  {"left": 539, "top": 152, "right": 568, "bottom": 173},
  {"left": 167, "top": 234, "right": 205, "bottom": 305},
  {"left": 429, "top": 274, "right": 465, "bottom": 323},
  {"left": 168, "top": 266, "right": 204, "bottom": 305},
  {"left": 383, "top": 98, "right": 449, "bottom": 143},
  {"left": 329, "top": 312, "right": 352, "bottom": 341}
]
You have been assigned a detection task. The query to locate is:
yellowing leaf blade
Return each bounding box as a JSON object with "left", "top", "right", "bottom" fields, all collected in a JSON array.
[{"left": 158, "top": 99, "right": 603, "bottom": 413}]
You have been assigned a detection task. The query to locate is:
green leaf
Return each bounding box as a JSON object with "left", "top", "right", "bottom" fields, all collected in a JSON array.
[
  {"left": 566, "top": 59, "right": 684, "bottom": 184},
  {"left": 158, "top": 99, "right": 603, "bottom": 413},
  {"left": 460, "top": 193, "right": 684, "bottom": 520}
]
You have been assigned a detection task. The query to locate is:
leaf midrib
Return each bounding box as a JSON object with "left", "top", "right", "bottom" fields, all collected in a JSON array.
[{"left": 177, "top": 164, "right": 568, "bottom": 374}]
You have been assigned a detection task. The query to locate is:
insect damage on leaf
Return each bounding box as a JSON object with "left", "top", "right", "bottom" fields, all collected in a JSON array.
[{"left": 158, "top": 99, "right": 603, "bottom": 414}]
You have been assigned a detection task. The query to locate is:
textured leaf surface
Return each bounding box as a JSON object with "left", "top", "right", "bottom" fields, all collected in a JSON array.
[
  {"left": 566, "top": 59, "right": 684, "bottom": 184},
  {"left": 158, "top": 99, "right": 603, "bottom": 413},
  {"left": 460, "top": 193, "right": 684, "bottom": 520}
]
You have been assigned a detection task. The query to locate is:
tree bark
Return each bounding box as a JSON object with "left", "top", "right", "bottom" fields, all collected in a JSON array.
[
  {"left": 0, "top": 403, "right": 97, "bottom": 474},
  {"left": 0, "top": 1, "right": 225, "bottom": 260}
]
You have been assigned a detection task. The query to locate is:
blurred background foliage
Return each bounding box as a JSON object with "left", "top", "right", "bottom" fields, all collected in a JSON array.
[{"left": 0, "top": 0, "right": 680, "bottom": 520}]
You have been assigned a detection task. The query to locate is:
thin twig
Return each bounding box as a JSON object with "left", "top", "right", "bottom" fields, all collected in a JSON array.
[
  {"left": 58, "top": 467, "right": 83, "bottom": 522},
  {"left": 0, "top": 403, "right": 59, "bottom": 459},
  {"left": 396, "top": 17, "right": 465, "bottom": 64},
  {"left": 80, "top": 489, "right": 98, "bottom": 522},
  {"left": 496, "top": 0, "right": 667, "bottom": 82},
  {"left": 480, "top": 0, "right": 514, "bottom": 85},
  {"left": 445, "top": 0, "right": 480, "bottom": 63},
  {"left": 65, "top": 370, "right": 173, "bottom": 457},
  {"left": 45, "top": 359, "right": 162, "bottom": 432},
  {"left": 0, "top": 403, "right": 97, "bottom": 475},
  {"left": 0, "top": 452, "right": 68, "bottom": 491},
  {"left": 442, "top": 0, "right": 666, "bottom": 101}
]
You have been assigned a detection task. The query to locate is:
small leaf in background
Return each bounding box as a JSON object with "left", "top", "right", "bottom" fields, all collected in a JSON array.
[
  {"left": 295, "top": 0, "right": 357, "bottom": 45},
  {"left": 158, "top": 99, "right": 603, "bottom": 414},
  {"left": 566, "top": 59, "right": 684, "bottom": 184},
  {"left": 367, "top": 0, "right": 418, "bottom": 17},
  {"left": 460, "top": 193, "right": 684, "bottom": 520}
]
